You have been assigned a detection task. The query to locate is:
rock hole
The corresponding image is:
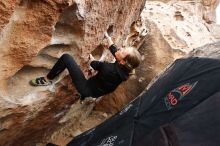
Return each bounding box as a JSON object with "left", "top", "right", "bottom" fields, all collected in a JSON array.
[
  {"left": 174, "top": 11, "right": 184, "bottom": 21},
  {"left": 91, "top": 44, "right": 105, "bottom": 60},
  {"left": 90, "top": 25, "right": 114, "bottom": 60},
  {"left": 186, "top": 32, "right": 191, "bottom": 37},
  {"left": 19, "top": 0, "right": 29, "bottom": 7},
  {"left": 107, "top": 25, "right": 114, "bottom": 36}
]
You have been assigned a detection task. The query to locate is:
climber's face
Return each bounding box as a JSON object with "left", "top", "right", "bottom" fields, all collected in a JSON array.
[{"left": 115, "top": 48, "right": 128, "bottom": 65}]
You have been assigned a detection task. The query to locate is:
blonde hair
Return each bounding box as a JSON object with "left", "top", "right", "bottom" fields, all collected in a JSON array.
[{"left": 123, "top": 47, "right": 141, "bottom": 71}]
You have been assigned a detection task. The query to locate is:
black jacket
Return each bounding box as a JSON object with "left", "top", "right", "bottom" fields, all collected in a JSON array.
[{"left": 87, "top": 44, "right": 129, "bottom": 98}]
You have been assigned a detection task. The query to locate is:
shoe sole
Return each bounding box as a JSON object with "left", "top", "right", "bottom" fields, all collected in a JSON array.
[{"left": 29, "top": 80, "right": 51, "bottom": 86}]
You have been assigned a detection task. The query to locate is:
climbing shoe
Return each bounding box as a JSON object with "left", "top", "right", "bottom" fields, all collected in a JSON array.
[{"left": 30, "top": 77, "right": 52, "bottom": 86}]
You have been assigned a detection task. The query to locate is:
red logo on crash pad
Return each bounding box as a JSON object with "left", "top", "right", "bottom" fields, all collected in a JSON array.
[{"left": 164, "top": 81, "right": 198, "bottom": 110}]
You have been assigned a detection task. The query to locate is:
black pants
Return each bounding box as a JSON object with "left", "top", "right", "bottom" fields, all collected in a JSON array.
[{"left": 47, "top": 54, "right": 92, "bottom": 98}]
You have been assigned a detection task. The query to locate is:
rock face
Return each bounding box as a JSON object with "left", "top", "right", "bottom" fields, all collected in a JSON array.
[
  {"left": 0, "top": 0, "right": 146, "bottom": 145},
  {"left": 142, "top": 0, "right": 220, "bottom": 54},
  {"left": 0, "top": 0, "right": 219, "bottom": 146}
]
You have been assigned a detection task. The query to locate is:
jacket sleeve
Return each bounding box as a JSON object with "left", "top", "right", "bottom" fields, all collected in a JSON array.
[
  {"left": 109, "top": 44, "right": 119, "bottom": 58},
  {"left": 90, "top": 61, "right": 104, "bottom": 71}
]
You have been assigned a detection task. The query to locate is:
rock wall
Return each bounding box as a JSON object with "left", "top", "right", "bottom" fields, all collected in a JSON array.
[
  {"left": 96, "top": 0, "right": 220, "bottom": 113},
  {"left": 0, "top": 0, "right": 219, "bottom": 145},
  {"left": 0, "top": 0, "right": 147, "bottom": 145},
  {"left": 142, "top": 0, "right": 220, "bottom": 54},
  {"left": 49, "top": 0, "right": 220, "bottom": 144}
]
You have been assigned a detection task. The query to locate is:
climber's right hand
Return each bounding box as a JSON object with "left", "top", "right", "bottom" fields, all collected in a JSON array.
[
  {"left": 104, "top": 32, "right": 113, "bottom": 47},
  {"left": 104, "top": 31, "right": 110, "bottom": 39}
]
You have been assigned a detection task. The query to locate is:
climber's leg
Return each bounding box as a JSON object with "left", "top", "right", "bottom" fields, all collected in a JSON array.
[
  {"left": 47, "top": 54, "right": 91, "bottom": 97},
  {"left": 30, "top": 54, "right": 91, "bottom": 98}
]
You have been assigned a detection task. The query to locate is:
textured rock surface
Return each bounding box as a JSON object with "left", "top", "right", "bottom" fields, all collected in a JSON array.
[
  {"left": 142, "top": 0, "right": 220, "bottom": 53},
  {"left": 0, "top": 0, "right": 219, "bottom": 146},
  {"left": 0, "top": 0, "right": 20, "bottom": 31},
  {"left": 0, "top": 0, "right": 146, "bottom": 145}
]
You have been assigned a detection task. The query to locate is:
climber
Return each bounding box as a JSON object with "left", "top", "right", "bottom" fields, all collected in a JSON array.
[{"left": 30, "top": 32, "right": 141, "bottom": 101}]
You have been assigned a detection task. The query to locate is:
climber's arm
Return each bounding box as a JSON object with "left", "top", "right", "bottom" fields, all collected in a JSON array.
[
  {"left": 104, "top": 32, "right": 119, "bottom": 58},
  {"left": 90, "top": 61, "right": 104, "bottom": 71},
  {"left": 89, "top": 54, "right": 103, "bottom": 71},
  {"left": 104, "top": 32, "right": 114, "bottom": 47}
]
